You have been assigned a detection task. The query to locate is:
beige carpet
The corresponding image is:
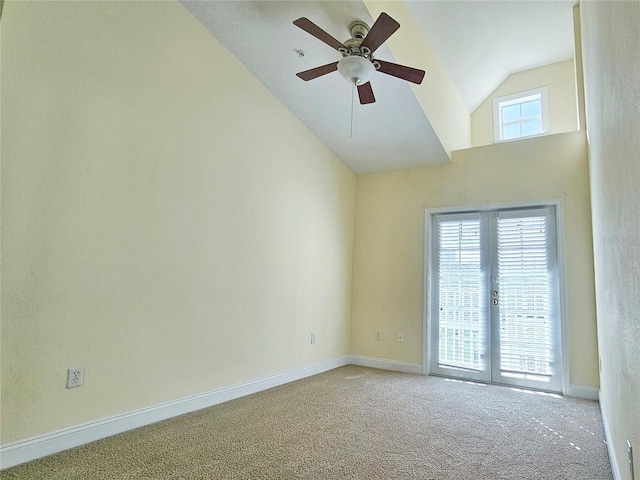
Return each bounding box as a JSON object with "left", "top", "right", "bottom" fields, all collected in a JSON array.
[{"left": 1, "top": 366, "right": 612, "bottom": 479}]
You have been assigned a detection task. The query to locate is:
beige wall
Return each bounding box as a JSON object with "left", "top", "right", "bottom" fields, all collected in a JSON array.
[
  {"left": 471, "top": 60, "right": 579, "bottom": 147},
  {"left": 351, "top": 131, "right": 599, "bottom": 388},
  {"left": 0, "top": 1, "right": 355, "bottom": 443},
  {"left": 581, "top": 2, "right": 640, "bottom": 478}
]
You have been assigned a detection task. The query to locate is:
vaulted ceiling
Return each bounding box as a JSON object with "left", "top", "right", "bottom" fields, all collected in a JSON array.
[{"left": 182, "top": 1, "right": 575, "bottom": 174}]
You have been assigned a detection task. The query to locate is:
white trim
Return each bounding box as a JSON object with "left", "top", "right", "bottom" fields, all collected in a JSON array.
[
  {"left": 566, "top": 384, "right": 599, "bottom": 400},
  {"left": 494, "top": 130, "right": 549, "bottom": 144},
  {"left": 555, "top": 201, "right": 572, "bottom": 397},
  {"left": 425, "top": 199, "right": 563, "bottom": 216},
  {"left": 349, "top": 355, "right": 423, "bottom": 375},
  {"left": 423, "top": 209, "right": 434, "bottom": 376},
  {"left": 599, "top": 392, "right": 622, "bottom": 480},
  {"left": 0, "top": 356, "right": 350, "bottom": 470}
]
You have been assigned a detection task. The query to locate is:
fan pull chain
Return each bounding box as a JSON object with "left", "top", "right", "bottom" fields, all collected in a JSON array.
[{"left": 350, "top": 82, "right": 355, "bottom": 139}]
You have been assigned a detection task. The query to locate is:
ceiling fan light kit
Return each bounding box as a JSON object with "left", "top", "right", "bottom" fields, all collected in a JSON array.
[
  {"left": 293, "top": 12, "right": 426, "bottom": 105},
  {"left": 337, "top": 55, "right": 375, "bottom": 85}
]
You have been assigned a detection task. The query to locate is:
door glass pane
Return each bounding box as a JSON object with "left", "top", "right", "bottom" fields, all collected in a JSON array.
[
  {"left": 496, "top": 215, "right": 553, "bottom": 383},
  {"left": 437, "top": 219, "right": 485, "bottom": 371}
]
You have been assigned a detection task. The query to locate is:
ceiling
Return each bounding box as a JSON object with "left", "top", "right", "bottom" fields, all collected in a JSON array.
[
  {"left": 182, "top": 1, "right": 575, "bottom": 174},
  {"left": 406, "top": 1, "right": 576, "bottom": 113}
]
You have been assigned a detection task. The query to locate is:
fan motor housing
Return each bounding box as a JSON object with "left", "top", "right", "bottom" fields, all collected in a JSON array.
[
  {"left": 349, "top": 20, "right": 370, "bottom": 40},
  {"left": 343, "top": 21, "right": 372, "bottom": 57}
]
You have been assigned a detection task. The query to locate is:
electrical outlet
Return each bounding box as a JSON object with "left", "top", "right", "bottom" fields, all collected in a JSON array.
[
  {"left": 67, "top": 368, "right": 84, "bottom": 389},
  {"left": 629, "top": 440, "right": 635, "bottom": 480},
  {"left": 397, "top": 332, "right": 404, "bottom": 343},
  {"left": 310, "top": 333, "right": 316, "bottom": 345},
  {"left": 375, "top": 331, "right": 382, "bottom": 341}
]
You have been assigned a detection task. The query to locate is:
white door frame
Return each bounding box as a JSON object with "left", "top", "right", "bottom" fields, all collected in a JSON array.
[{"left": 423, "top": 199, "right": 570, "bottom": 395}]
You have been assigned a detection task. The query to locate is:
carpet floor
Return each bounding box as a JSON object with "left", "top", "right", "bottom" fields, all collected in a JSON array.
[{"left": 0, "top": 366, "right": 613, "bottom": 479}]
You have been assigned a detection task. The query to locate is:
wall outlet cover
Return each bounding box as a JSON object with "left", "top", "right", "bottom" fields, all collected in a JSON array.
[{"left": 67, "top": 368, "right": 84, "bottom": 389}]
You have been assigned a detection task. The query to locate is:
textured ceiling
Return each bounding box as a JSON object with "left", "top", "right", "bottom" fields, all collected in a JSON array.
[{"left": 182, "top": 1, "right": 575, "bottom": 174}]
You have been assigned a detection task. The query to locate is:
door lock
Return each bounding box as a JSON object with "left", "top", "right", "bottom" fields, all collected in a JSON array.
[{"left": 492, "top": 299, "right": 499, "bottom": 305}]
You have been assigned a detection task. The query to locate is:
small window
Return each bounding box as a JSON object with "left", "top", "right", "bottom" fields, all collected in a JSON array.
[{"left": 493, "top": 87, "right": 549, "bottom": 142}]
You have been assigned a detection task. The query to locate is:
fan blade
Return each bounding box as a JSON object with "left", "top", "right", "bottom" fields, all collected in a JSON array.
[
  {"left": 376, "top": 60, "right": 425, "bottom": 84},
  {"left": 357, "top": 82, "right": 376, "bottom": 104},
  {"left": 360, "top": 13, "right": 400, "bottom": 54},
  {"left": 293, "top": 17, "right": 345, "bottom": 51},
  {"left": 296, "top": 62, "right": 339, "bottom": 81}
]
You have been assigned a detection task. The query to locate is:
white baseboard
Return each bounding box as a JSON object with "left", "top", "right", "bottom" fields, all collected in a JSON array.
[
  {"left": 0, "top": 356, "right": 350, "bottom": 470},
  {"left": 566, "top": 384, "right": 600, "bottom": 400},
  {"left": 349, "top": 355, "right": 423, "bottom": 375},
  {"left": 599, "top": 392, "right": 622, "bottom": 480},
  {"left": 2, "top": 356, "right": 599, "bottom": 471}
]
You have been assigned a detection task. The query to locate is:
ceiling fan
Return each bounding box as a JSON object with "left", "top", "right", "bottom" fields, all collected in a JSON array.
[{"left": 293, "top": 13, "right": 425, "bottom": 105}]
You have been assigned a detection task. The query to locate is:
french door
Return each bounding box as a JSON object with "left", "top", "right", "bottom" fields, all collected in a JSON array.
[{"left": 429, "top": 206, "right": 563, "bottom": 392}]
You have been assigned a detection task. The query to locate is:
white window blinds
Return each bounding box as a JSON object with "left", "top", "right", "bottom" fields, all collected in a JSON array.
[
  {"left": 496, "top": 212, "right": 554, "bottom": 382},
  {"left": 437, "top": 217, "right": 485, "bottom": 372}
]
